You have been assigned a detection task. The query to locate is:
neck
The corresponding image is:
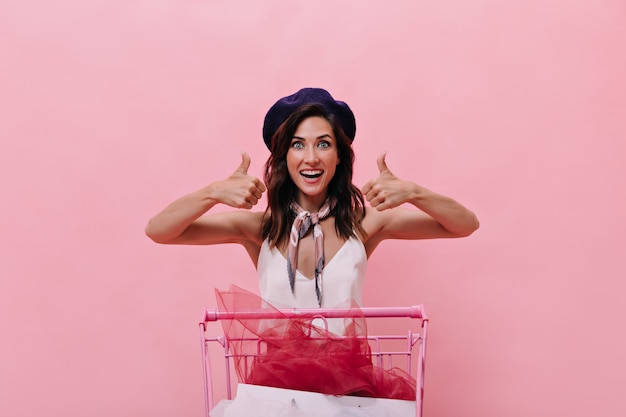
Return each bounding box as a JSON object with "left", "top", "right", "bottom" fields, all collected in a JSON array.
[{"left": 296, "top": 194, "right": 328, "bottom": 213}]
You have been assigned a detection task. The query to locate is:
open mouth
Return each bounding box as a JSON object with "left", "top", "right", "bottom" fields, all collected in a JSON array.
[{"left": 300, "top": 170, "right": 323, "bottom": 179}]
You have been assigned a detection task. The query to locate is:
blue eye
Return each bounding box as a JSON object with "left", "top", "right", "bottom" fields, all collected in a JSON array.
[
  {"left": 291, "top": 141, "right": 304, "bottom": 149},
  {"left": 318, "top": 141, "right": 330, "bottom": 149}
]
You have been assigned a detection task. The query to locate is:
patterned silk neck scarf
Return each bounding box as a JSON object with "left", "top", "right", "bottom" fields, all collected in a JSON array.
[{"left": 287, "top": 198, "right": 333, "bottom": 307}]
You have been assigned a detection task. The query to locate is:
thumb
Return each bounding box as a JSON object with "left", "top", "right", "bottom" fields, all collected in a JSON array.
[
  {"left": 377, "top": 152, "right": 390, "bottom": 174},
  {"left": 236, "top": 151, "right": 251, "bottom": 174}
]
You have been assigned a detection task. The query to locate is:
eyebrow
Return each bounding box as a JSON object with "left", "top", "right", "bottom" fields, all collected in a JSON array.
[{"left": 291, "top": 134, "right": 333, "bottom": 140}]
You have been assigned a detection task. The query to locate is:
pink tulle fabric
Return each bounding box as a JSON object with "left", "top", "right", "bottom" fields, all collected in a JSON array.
[{"left": 215, "top": 285, "right": 416, "bottom": 401}]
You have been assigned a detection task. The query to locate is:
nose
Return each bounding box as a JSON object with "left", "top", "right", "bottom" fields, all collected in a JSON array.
[{"left": 303, "top": 146, "right": 319, "bottom": 164}]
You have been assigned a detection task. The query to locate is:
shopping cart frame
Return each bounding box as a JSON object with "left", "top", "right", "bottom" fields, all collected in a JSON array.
[{"left": 199, "top": 305, "right": 429, "bottom": 417}]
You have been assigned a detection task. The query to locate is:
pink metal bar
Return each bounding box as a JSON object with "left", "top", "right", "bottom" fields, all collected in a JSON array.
[
  {"left": 416, "top": 318, "right": 429, "bottom": 417},
  {"left": 202, "top": 305, "right": 424, "bottom": 322},
  {"left": 199, "top": 323, "right": 212, "bottom": 416}
]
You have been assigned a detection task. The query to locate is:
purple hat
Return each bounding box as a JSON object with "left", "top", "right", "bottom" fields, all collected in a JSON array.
[{"left": 262, "top": 88, "right": 356, "bottom": 150}]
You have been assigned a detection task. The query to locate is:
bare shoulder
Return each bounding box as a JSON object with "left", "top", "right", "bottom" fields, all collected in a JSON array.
[
  {"left": 359, "top": 207, "right": 390, "bottom": 255},
  {"left": 360, "top": 207, "right": 386, "bottom": 237}
]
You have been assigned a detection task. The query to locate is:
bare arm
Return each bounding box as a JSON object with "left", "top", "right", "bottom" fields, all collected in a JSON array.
[
  {"left": 145, "top": 152, "right": 266, "bottom": 246},
  {"left": 361, "top": 153, "right": 479, "bottom": 251}
]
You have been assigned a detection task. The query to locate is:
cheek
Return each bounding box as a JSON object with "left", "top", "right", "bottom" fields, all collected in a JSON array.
[
  {"left": 285, "top": 153, "right": 296, "bottom": 169},
  {"left": 327, "top": 160, "right": 339, "bottom": 179},
  {"left": 285, "top": 156, "right": 299, "bottom": 178}
]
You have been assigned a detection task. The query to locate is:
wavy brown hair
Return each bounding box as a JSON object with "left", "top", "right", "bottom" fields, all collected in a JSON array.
[{"left": 262, "top": 103, "right": 366, "bottom": 248}]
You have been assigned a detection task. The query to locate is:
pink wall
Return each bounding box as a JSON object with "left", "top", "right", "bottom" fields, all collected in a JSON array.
[{"left": 2, "top": 1, "right": 625, "bottom": 416}]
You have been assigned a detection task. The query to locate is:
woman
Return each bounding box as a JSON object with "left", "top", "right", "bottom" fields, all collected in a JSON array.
[
  {"left": 145, "top": 88, "right": 479, "bottom": 404},
  {"left": 145, "top": 88, "right": 478, "bottom": 309}
]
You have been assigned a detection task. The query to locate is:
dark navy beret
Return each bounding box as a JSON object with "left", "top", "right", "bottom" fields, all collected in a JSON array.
[{"left": 262, "top": 88, "right": 356, "bottom": 150}]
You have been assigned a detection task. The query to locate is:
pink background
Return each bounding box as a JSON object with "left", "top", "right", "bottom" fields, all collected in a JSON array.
[{"left": 2, "top": 1, "right": 625, "bottom": 416}]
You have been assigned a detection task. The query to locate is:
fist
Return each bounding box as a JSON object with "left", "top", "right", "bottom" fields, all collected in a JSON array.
[
  {"left": 214, "top": 152, "right": 266, "bottom": 209},
  {"left": 362, "top": 152, "right": 410, "bottom": 211}
]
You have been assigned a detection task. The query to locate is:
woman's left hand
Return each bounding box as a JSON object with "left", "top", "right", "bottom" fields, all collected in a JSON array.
[
  {"left": 362, "top": 152, "right": 417, "bottom": 211},
  {"left": 361, "top": 152, "right": 479, "bottom": 241}
]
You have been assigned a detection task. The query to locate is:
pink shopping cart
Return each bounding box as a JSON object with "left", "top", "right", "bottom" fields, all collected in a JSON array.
[{"left": 199, "top": 305, "right": 429, "bottom": 417}]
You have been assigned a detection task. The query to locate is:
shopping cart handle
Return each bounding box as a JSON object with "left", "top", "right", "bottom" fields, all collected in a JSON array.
[{"left": 202, "top": 305, "right": 426, "bottom": 323}]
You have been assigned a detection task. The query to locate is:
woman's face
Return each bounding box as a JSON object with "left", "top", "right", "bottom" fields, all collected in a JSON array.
[{"left": 286, "top": 116, "right": 339, "bottom": 208}]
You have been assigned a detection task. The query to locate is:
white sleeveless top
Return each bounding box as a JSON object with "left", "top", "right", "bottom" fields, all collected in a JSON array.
[{"left": 257, "top": 237, "right": 367, "bottom": 309}]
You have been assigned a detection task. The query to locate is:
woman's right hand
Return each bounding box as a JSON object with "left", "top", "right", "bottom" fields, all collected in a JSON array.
[
  {"left": 209, "top": 152, "right": 266, "bottom": 210},
  {"left": 145, "top": 152, "right": 266, "bottom": 244}
]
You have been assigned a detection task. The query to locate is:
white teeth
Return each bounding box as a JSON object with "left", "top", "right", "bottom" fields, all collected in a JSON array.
[{"left": 300, "top": 170, "right": 323, "bottom": 179}]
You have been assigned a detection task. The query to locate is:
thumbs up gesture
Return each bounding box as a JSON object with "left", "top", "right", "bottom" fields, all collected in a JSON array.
[
  {"left": 212, "top": 152, "right": 266, "bottom": 209},
  {"left": 362, "top": 152, "right": 414, "bottom": 211}
]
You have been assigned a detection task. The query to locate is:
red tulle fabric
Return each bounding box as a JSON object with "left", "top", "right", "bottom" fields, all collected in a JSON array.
[{"left": 215, "top": 285, "right": 416, "bottom": 401}]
